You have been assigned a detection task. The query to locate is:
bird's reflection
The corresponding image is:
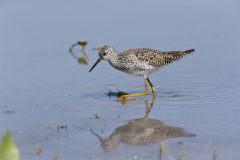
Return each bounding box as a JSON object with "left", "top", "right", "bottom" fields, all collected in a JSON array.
[{"left": 91, "top": 96, "right": 196, "bottom": 152}]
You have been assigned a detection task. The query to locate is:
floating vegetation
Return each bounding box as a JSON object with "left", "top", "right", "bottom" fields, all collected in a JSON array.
[
  {"left": 69, "top": 41, "right": 89, "bottom": 65},
  {"left": 159, "top": 141, "right": 165, "bottom": 160},
  {"left": 0, "top": 132, "right": 20, "bottom": 160},
  {"left": 159, "top": 142, "right": 165, "bottom": 155},
  {"left": 77, "top": 41, "right": 88, "bottom": 47},
  {"left": 77, "top": 58, "right": 88, "bottom": 64}
]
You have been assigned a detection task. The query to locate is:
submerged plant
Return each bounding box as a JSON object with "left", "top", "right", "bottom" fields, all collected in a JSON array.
[
  {"left": 69, "top": 41, "right": 89, "bottom": 65},
  {"left": 0, "top": 132, "right": 20, "bottom": 160},
  {"left": 77, "top": 41, "right": 88, "bottom": 47}
]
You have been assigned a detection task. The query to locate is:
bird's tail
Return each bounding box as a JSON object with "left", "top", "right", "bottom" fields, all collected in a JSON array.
[
  {"left": 184, "top": 49, "right": 195, "bottom": 54},
  {"left": 163, "top": 49, "right": 195, "bottom": 64}
]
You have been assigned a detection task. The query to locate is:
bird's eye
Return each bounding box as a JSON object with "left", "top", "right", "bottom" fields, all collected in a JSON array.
[{"left": 102, "top": 52, "right": 106, "bottom": 56}]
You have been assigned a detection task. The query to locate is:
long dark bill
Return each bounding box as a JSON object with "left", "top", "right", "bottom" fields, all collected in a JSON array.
[{"left": 89, "top": 57, "right": 102, "bottom": 72}]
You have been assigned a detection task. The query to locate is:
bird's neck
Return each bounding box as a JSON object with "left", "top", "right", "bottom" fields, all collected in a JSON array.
[
  {"left": 107, "top": 53, "right": 120, "bottom": 68},
  {"left": 108, "top": 132, "right": 121, "bottom": 146}
]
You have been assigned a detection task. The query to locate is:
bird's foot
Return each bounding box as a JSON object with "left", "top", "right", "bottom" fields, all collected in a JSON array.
[
  {"left": 107, "top": 90, "right": 129, "bottom": 98},
  {"left": 118, "top": 92, "right": 148, "bottom": 100}
]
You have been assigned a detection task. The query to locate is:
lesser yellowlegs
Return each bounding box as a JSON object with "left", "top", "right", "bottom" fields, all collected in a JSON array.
[{"left": 89, "top": 45, "right": 195, "bottom": 99}]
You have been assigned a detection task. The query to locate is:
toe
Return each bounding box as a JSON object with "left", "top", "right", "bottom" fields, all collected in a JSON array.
[{"left": 118, "top": 95, "right": 127, "bottom": 100}]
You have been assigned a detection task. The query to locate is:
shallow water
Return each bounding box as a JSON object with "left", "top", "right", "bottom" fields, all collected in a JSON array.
[{"left": 1, "top": 0, "right": 240, "bottom": 159}]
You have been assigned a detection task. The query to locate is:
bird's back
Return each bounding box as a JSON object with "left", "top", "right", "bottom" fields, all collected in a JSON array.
[{"left": 120, "top": 48, "right": 195, "bottom": 68}]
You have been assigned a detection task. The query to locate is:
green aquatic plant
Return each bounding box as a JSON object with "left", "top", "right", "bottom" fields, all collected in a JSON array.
[
  {"left": 77, "top": 41, "right": 88, "bottom": 47},
  {"left": 77, "top": 57, "right": 88, "bottom": 64},
  {"left": 69, "top": 41, "right": 89, "bottom": 65},
  {"left": 159, "top": 141, "right": 165, "bottom": 155},
  {"left": 0, "top": 132, "right": 20, "bottom": 160}
]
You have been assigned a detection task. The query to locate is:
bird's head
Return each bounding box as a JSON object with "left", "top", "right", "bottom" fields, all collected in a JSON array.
[
  {"left": 90, "top": 128, "right": 119, "bottom": 152},
  {"left": 89, "top": 45, "right": 116, "bottom": 72}
]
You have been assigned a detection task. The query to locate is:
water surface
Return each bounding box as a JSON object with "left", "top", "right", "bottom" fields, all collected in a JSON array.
[{"left": 0, "top": 0, "right": 240, "bottom": 159}]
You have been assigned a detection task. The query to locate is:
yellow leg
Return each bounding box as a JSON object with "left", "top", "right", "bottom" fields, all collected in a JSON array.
[
  {"left": 147, "top": 77, "right": 156, "bottom": 96},
  {"left": 118, "top": 79, "right": 148, "bottom": 100}
]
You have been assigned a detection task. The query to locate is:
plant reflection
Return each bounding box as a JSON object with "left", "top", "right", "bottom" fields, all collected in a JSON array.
[
  {"left": 91, "top": 96, "right": 196, "bottom": 152},
  {"left": 69, "top": 41, "right": 89, "bottom": 65}
]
